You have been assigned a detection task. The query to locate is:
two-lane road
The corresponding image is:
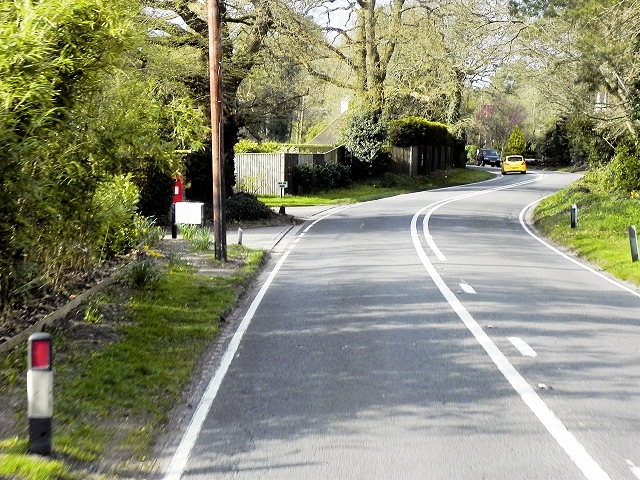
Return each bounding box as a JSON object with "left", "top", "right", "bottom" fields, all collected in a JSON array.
[{"left": 163, "top": 170, "right": 640, "bottom": 479}]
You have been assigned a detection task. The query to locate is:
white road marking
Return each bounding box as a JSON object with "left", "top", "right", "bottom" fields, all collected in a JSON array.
[
  {"left": 162, "top": 249, "right": 292, "bottom": 480},
  {"left": 459, "top": 282, "right": 477, "bottom": 294},
  {"left": 412, "top": 186, "right": 612, "bottom": 480},
  {"left": 519, "top": 200, "right": 640, "bottom": 299},
  {"left": 625, "top": 459, "right": 640, "bottom": 478},
  {"left": 508, "top": 337, "right": 538, "bottom": 357},
  {"left": 422, "top": 175, "right": 545, "bottom": 262},
  {"left": 163, "top": 204, "right": 352, "bottom": 480}
]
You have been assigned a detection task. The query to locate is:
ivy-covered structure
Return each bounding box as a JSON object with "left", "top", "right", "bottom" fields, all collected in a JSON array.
[{"left": 389, "top": 117, "right": 466, "bottom": 176}]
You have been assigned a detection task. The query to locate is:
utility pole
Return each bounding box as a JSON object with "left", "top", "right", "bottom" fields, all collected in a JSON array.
[{"left": 208, "top": 0, "right": 226, "bottom": 261}]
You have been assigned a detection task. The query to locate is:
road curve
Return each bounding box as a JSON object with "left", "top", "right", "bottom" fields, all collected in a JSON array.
[{"left": 162, "top": 170, "right": 640, "bottom": 480}]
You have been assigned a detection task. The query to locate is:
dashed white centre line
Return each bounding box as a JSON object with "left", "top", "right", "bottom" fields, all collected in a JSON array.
[
  {"left": 459, "top": 282, "right": 477, "bottom": 294},
  {"left": 626, "top": 459, "right": 640, "bottom": 478},
  {"left": 411, "top": 185, "right": 612, "bottom": 480},
  {"left": 508, "top": 337, "right": 538, "bottom": 358}
]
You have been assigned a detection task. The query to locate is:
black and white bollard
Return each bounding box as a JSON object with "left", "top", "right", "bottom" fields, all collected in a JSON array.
[
  {"left": 570, "top": 204, "right": 578, "bottom": 229},
  {"left": 27, "top": 333, "right": 53, "bottom": 456},
  {"left": 630, "top": 225, "right": 639, "bottom": 262}
]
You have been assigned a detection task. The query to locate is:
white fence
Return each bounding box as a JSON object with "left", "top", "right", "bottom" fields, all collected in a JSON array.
[
  {"left": 235, "top": 147, "right": 344, "bottom": 196},
  {"left": 234, "top": 153, "right": 295, "bottom": 196}
]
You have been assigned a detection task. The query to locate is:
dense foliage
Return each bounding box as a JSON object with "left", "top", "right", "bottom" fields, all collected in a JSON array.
[
  {"left": 388, "top": 117, "right": 455, "bottom": 147},
  {"left": 505, "top": 126, "right": 526, "bottom": 156},
  {"left": 226, "top": 193, "right": 273, "bottom": 222},
  {"left": 342, "top": 109, "right": 387, "bottom": 164},
  {"left": 0, "top": 0, "right": 207, "bottom": 312},
  {"left": 291, "top": 163, "right": 352, "bottom": 193}
]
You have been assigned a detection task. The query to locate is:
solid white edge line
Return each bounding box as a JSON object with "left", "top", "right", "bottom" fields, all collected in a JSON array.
[
  {"left": 412, "top": 193, "right": 611, "bottom": 480},
  {"left": 163, "top": 203, "right": 354, "bottom": 480},
  {"left": 519, "top": 200, "right": 640, "bottom": 299},
  {"left": 162, "top": 249, "right": 292, "bottom": 480},
  {"left": 508, "top": 337, "right": 538, "bottom": 358}
]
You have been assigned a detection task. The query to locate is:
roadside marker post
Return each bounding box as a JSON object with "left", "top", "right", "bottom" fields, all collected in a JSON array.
[
  {"left": 27, "top": 333, "right": 53, "bottom": 456},
  {"left": 629, "top": 225, "right": 639, "bottom": 262},
  {"left": 570, "top": 204, "right": 578, "bottom": 229},
  {"left": 237, "top": 227, "right": 243, "bottom": 245}
]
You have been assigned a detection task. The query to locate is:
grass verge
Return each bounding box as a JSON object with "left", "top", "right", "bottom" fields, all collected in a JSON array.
[
  {"left": 533, "top": 171, "right": 640, "bottom": 286},
  {"left": 0, "top": 244, "right": 264, "bottom": 479},
  {"left": 259, "top": 168, "right": 493, "bottom": 206}
]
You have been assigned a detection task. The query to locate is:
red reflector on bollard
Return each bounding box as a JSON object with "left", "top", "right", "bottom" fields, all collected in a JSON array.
[{"left": 31, "top": 339, "right": 51, "bottom": 369}]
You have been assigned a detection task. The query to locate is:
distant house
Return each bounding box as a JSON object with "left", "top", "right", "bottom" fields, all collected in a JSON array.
[{"left": 308, "top": 96, "right": 349, "bottom": 145}]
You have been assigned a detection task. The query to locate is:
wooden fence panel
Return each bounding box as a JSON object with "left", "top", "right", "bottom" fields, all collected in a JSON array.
[{"left": 235, "top": 153, "right": 285, "bottom": 196}]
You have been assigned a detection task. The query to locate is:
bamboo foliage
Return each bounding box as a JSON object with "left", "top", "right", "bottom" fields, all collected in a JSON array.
[{"left": 0, "top": 0, "right": 208, "bottom": 313}]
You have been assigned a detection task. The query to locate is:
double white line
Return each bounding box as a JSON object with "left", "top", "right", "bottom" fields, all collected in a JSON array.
[{"left": 411, "top": 175, "right": 612, "bottom": 480}]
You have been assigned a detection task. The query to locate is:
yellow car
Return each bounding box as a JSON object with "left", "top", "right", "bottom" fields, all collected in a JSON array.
[{"left": 501, "top": 155, "right": 527, "bottom": 175}]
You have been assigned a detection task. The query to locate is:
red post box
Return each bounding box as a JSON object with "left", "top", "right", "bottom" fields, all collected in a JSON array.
[{"left": 173, "top": 176, "right": 184, "bottom": 204}]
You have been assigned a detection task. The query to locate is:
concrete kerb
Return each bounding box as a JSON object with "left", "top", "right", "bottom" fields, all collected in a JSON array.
[{"left": 227, "top": 205, "right": 341, "bottom": 252}]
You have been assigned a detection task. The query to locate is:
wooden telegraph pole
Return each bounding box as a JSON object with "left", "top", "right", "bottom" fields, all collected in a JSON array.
[{"left": 208, "top": 0, "right": 226, "bottom": 261}]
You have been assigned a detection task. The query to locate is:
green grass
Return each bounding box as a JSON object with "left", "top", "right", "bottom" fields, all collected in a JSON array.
[
  {"left": 259, "top": 169, "right": 493, "bottom": 206},
  {"left": 0, "top": 245, "right": 264, "bottom": 479},
  {"left": 534, "top": 172, "right": 640, "bottom": 286}
]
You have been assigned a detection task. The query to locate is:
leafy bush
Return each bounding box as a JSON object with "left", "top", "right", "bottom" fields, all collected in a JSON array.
[
  {"left": 92, "top": 175, "right": 140, "bottom": 259},
  {"left": 608, "top": 143, "right": 640, "bottom": 193},
  {"left": 234, "top": 139, "right": 283, "bottom": 153},
  {"left": 123, "top": 259, "right": 162, "bottom": 289},
  {"left": 466, "top": 144, "right": 478, "bottom": 163},
  {"left": 388, "top": 117, "right": 454, "bottom": 147},
  {"left": 133, "top": 164, "right": 174, "bottom": 225},
  {"left": 343, "top": 109, "right": 387, "bottom": 163},
  {"left": 133, "top": 216, "right": 165, "bottom": 248},
  {"left": 177, "top": 224, "right": 199, "bottom": 240},
  {"left": 291, "top": 163, "right": 352, "bottom": 193},
  {"left": 227, "top": 192, "right": 273, "bottom": 222},
  {"left": 189, "top": 227, "right": 212, "bottom": 251}
]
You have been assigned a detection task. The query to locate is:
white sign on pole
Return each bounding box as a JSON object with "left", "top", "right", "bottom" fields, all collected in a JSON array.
[{"left": 175, "top": 202, "right": 204, "bottom": 225}]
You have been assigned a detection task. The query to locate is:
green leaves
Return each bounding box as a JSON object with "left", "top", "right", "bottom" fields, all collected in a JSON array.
[
  {"left": 0, "top": 0, "right": 208, "bottom": 310},
  {"left": 343, "top": 109, "right": 387, "bottom": 163},
  {"left": 506, "top": 126, "right": 526, "bottom": 156}
]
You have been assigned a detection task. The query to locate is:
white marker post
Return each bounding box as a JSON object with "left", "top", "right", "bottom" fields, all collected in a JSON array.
[{"left": 27, "top": 333, "right": 53, "bottom": 456}]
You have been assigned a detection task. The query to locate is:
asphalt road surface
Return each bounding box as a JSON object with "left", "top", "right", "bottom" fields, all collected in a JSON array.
[{"left": 163, "top": 169, "right": 640, "bottom": 480}]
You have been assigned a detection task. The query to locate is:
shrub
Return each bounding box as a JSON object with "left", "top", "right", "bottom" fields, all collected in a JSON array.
[
  {"left": 466, "top": 144, "right": 478, "bottom": 163},
  {"left": 342, "top": 109, "right": 387, "bottom": 163},
  {"left": 123, "top": 258, "right": 162, "bottom": 289},
  {"left": 388, "top": 117, "right": 454, "bottom": 147},
  {"left": 608, "top": 143, "right": 640, "bottom": 193},
  {"left": 188, "top": 228, "right": 212, "bottom": 251},
  {"left": 177, "top": 224, "right": 199, "bottom": 240},
  {"left": 227, "top": 192, "right": 273, "bottom": 222},
  {"left": 234, "top": 139, "right": 283, "bottom": 153},
  {"left": 291, "top": 163, "right": 351, "bottom": 193},
  {"left": 92, "top": 174, "right": 140, "bottom": 259}
]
